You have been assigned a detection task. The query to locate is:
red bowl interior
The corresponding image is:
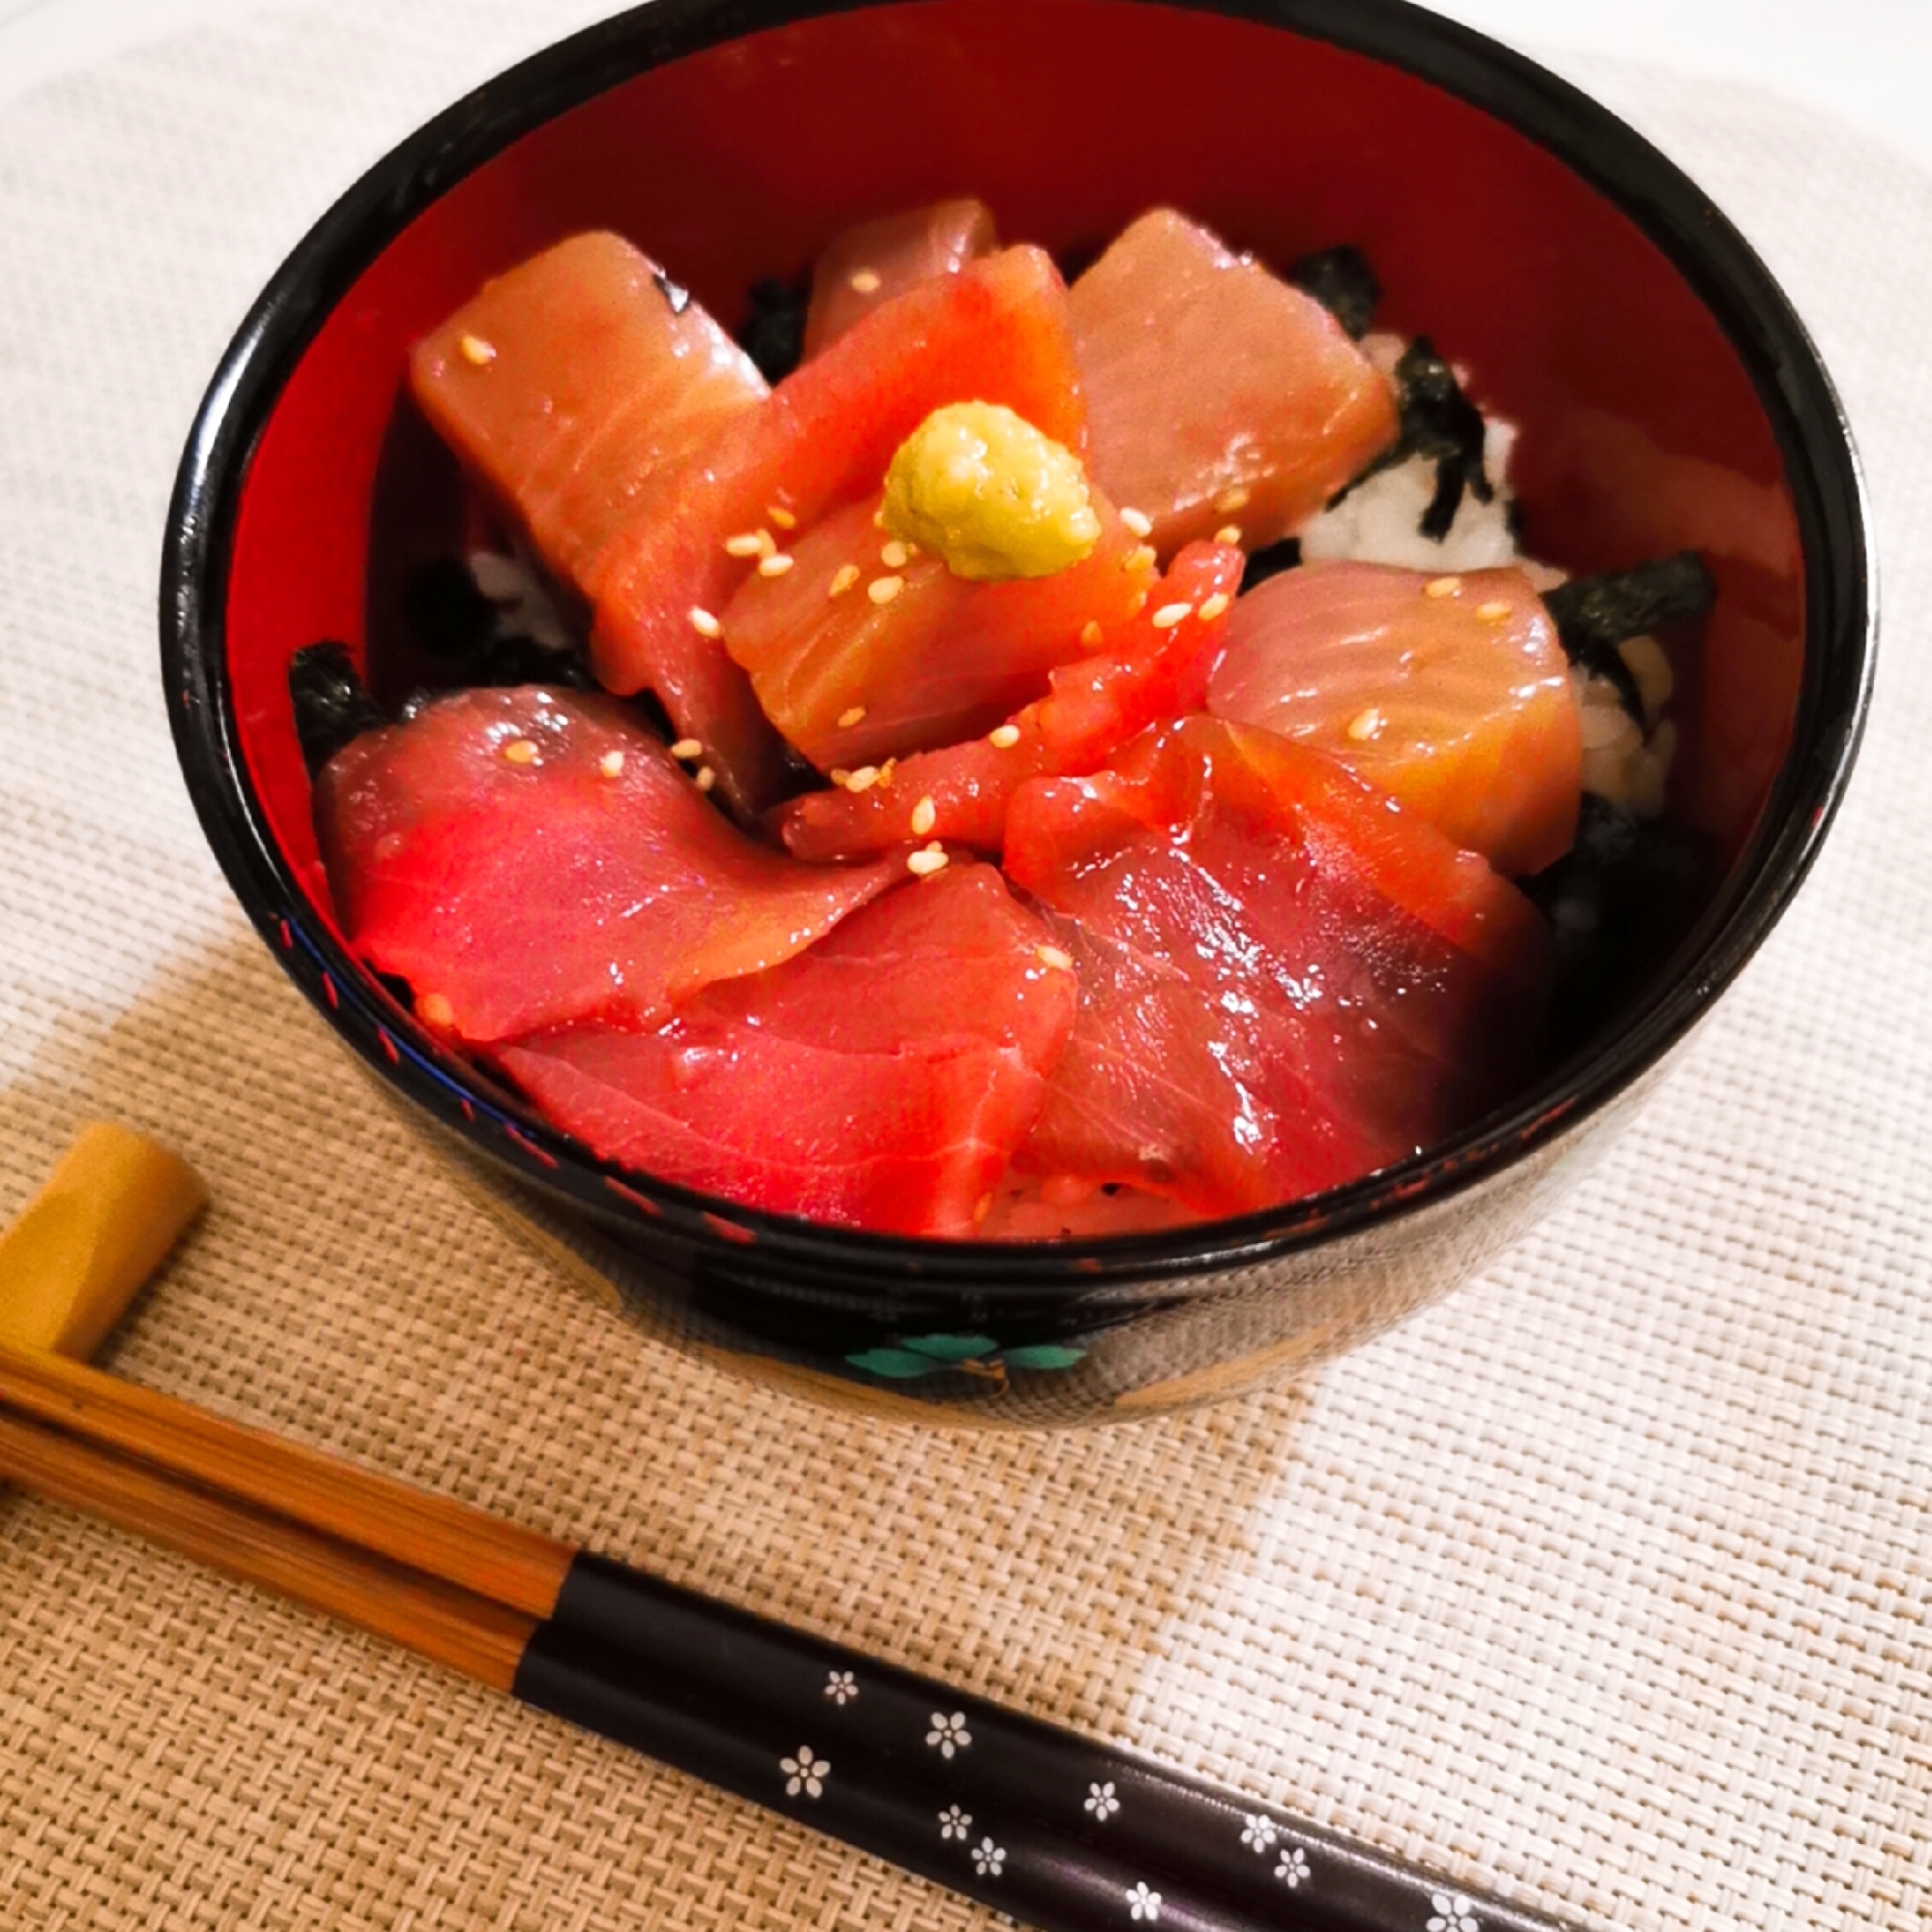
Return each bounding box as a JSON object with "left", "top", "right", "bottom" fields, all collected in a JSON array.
[{"left": 224, "top": 0, "right": 1803, "bottom": 951}]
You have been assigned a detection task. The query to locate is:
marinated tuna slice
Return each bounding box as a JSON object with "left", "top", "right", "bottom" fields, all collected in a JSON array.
[
  {"left": 1003, "top": 717, "right": 1552, "bottom": 1216},
  {"left": 776, "top": 541, "right": 1242, "bottom": 861},
  {"left": 722, "top": 496, "right": 1156, "bottom": 773},
  {"left": 803, "top": 197, "right": 998, "bottom": 360},
  {"left": 592, "top": 246, "right": 1088, "bottom": 717},
  {"left": 494, "top": 865, "right": 1078, "bottom": 1237},
  {"left": 1208, "top": 562, "right": 1582, "bottom": 876},
  {"left": 315, "top": 687, "right": 897, "bottom": 1046},
  {"left": 1070, "top": 210, "right": 1399, "bottom": 557},
  {"left": 410, "top": 232, "right": 766, "bottom": 602},
  {"left": 411, "top": 232, "right": 789, "bottom": 818}
]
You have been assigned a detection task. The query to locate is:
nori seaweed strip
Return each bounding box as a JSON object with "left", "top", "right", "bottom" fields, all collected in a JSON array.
[
  {"left": 1240, "top": 535, "right": 1302, "bottom": 595},
  {"left": 1288, "top": 245, "right": 1381, "bottom": 339},
  {"left": 476, "top": 633, "right": 599, "bottom": 691},
  {"left": 1543, "top": 552, "right": 1715, "bottom": 720},
  {"left": 1330, "top": 335, "right": 1493, "bottom": 542},
  {"left": 290, "top": 643, "right": 386, "bottom": 778},
  {"left": 1524, "top": 793, "right": 1708, "bottom": 1050},
  {"left": 401, "top": 558, "right": 497, "bottom": 662},
  {"left": 736, "top": 276, "right": 810, "bottom": 385}
]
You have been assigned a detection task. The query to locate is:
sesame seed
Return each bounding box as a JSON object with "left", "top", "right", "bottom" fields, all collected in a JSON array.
[
  {"left": 878, "top": 759, "right": 897, "bottom": 788},
  {"left": 1215, "top": 486, "right": 1252, "bottom": 514},
  {"left": 695, "top": 765, "right": 717, "bottom": 793},
  {"left": 1131, "top": 591, "right": 1149, "bottom": 616},
  {"left": 766, "top": 505, "right": 797, "bottom": 530},
  {"left": 1080, "top": 620, "right": 1106, "bottom": 649},
  {"left": 670, "top": 737, "right": 704, "bottom": 761},
  {"left": 837, "top": 705, "right": 867, "bottom": 729},
  {"left": 1477, "top": 599, "right": 1514, "bottom": 622},
  {"left": 1151, "top": 602, "right": 1193, "bottom": 629},
  {"left": 458, "top": 333, "right": 496, "bottom": 366},
  {"left": 1037, "top": 944, "right": 1075, "bottom": 972},
  {"left": 1425, "top": 574, "right": 1463, "bottom": 598},
  {"left": 1197, "top": 591, "right": 1232, "bottom": 622},
  {"left": 988, "top": 724, "right": 1022, "bottom": 749},
  {"left": 724, "top": 532, "right": 766, "bottom": 558},
  {"left": 1346, "top": 706, "right": 1384, "bottom": 742},
  {"left": 689, "top": 605, "right": 722, "bottom": 638},
  {"left": 846, "top": 765, "right": 880, "bottom": 793},
  {"left": 1213, "top": 525, "right": 1243, "bottom": 546},
  {"left": 598, "top": 750, "right": 625, "bottom": 778},
  {"left": 1119, "top": 506, "right": 1153, "bottom": 537},
  {"left": 869, "top": 575, "right": 905, "bottom": 606},
  {"left": 880, "top": 540, "right": 909, "bottom": 569},
  {"left": 850, "top": 268, "right": 883, "bottom": 294},
  {"left": 829, "top": 769, "right": 852, "bottom": 788},
  {"left": 503, "top": 737, "right": 539, "bottom": 764},
  {"left": 758, "top": 553, "right": 795, "bottom": 578},
  {"left": 907, "top": 845, "right": 950, "bottom": 878},
  {"left": 873, "top": 506, "right": 888, "bottom": 531},
  {"left": 828, "top": 563, "right": 862, "bottom": 598},
  {"left": 910, "top": 795, "right": 937, "bottom": 836},
  {"left": 974, "top": 1193, "right": 995, "bottom": 1224},
  {"left": 418, "top": 992, "right": 456, "bottom": 1027},
  {"left": 1125, "top": 544, "right": 1159, "bottom": 574}
]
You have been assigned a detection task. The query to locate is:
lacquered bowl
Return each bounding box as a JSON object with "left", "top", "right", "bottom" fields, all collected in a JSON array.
[{"left": 162, "top": 0, "right": 1872, "bottom": 1426}]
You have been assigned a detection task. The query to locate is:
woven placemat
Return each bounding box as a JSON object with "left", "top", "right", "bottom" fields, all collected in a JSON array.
[{"left": 2, "top": 6, "right": 1927, "bottom": 1928}]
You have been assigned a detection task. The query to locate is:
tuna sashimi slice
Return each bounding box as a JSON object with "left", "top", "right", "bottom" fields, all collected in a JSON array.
[
  {"left": 722, "top": 496, "right": 1158, "bottom": 774},
  {"left": 1070, "top": 210, "right": 1399, "bottom": 557},
  {"left": 1003, "top": 716, "right": 1552, "bottom": 1217},
  {"left": 591, "top": 245, "right": 1089, "bottom": 720},
  {"left": 1208, "top": 561, "right": 1582, "bottom": 876},
  {"left": 803, "top": 198, "right": 998, "bottom": 360},
  {"left": 494, "top": 865, "right": 1078, "bottom": 1237},
  {"left": 410, "top": 232, "right": 789, "bottom": 818},
  {"left": 315, "top": 688, "right": 897, "bottom": 1046},
  {"left": 775, "top": 541, "right": 1243, "bottom": 862}
]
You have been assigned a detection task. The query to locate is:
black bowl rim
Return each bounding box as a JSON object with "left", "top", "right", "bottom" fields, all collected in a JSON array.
[{"left": 161, "top": 0, "right": 1875, "bottom": 1296}]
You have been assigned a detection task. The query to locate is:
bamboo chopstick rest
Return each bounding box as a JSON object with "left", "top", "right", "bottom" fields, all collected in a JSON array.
[{"left": 0, "top": 1123, "right": 207, "bottom": 1358}]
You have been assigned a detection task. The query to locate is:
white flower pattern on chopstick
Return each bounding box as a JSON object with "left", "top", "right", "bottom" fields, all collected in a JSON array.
[
  {"left": 1241, "top": 1813, "right": 1279, "bottom": 1853},
  {"left": 1276, "top": 1846, "right": 1311, "bottom": 1888},
  {"left": 823, "top": 1670, "right": 858, "bottom": 1706},
  {"left": 780, "top": 1745, "right": 828, "bottom": 1799},
  {"left": 938, "top": 1804, "right": 972, "bottom": 1842},
  {"left": 927, "top": 1710, "right": 972, "bottom": 1758},
  {"left": 1428, "top": 1892, "right": 1479, "bottom": 1932},
  {"left": 972, "top": 1837, "right": 1006, "bottom": 1878},
  {"left": 1085, "top": 1780, "right": 1120, "bottom": 1821},
  {"left": 1126, "top": 1880, "right": 1163, "bottom": 1921}
]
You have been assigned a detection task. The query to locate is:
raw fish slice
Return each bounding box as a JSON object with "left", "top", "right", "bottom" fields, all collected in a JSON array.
[
  {"left": 411, "top": 232, "right": 768, "bottom": 595},
  {"left": 1070, "top": 210, "right": 1399, "bottom": 557},
  {"left": 1208, "top": 561, "right": 1582, "bottom": 875},
  {"left": 776, "top": 541, "right": 1242, "bottom": 861},
  {"left": 592, "top": 246, "right": 1089, "bottom": 718},
  {"left": 803, "top": 198, "right": 998, "bottom": 360},
  {"left": 494, "top": 865, "right": 1078, "bottom": 1237},
  {"left": 315, "top": 688, "right": 897, "bottom": 1046},
  {"left": 1004, "top": 717, "right": 1551, "bottom": 1216},
  {"left": 723, "top": 497, "right": 1157, "bottom": 773},
  {"left": 410, "top": 232, "right": 789, "bottom": 816}
]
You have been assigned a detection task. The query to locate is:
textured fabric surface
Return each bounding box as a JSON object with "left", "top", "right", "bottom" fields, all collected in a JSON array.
[{"left": 1, "top": 6, "right": 1927, "bottom": 1929}]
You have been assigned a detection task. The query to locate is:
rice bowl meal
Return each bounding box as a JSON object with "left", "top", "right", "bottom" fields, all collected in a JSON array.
[{"left": 293, "top": 198, "right": 1717, "bottom": 1242}]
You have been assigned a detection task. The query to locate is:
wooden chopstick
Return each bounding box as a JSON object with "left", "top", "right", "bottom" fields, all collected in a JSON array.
[
  {"left": 0, "top": 1340, "right": 571, "bottom": 1619},
  {"left": 0, "top": 1402, "right": 535, "bottom": 1689},
  {"left": 0, "top": 1338, "right": 1583, "bottom": 1932}
]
